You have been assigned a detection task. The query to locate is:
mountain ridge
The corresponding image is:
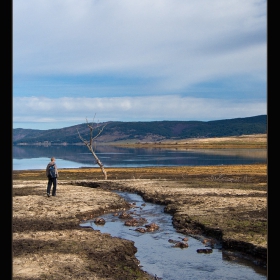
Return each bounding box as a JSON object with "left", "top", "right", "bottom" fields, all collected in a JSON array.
[{"left": 13, "top": 115, "right": 267, "bottom": 145}]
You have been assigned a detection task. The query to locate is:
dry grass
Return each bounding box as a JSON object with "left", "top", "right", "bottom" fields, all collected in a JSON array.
[
  {"left": 13, "top": 164, "right": 267, "bottom": 184},
  {"left": 114, "top": 134, "right": 267, "bottom": 149}
]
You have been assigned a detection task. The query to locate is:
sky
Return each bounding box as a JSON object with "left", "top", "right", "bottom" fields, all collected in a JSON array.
[{"left": 13, "top": 0, "right": 267, "bottom": 130}]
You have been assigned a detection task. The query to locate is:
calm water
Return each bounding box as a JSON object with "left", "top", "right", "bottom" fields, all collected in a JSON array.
[
  {"left": 80, "top": 191, "right": 267, "bottom": 280},
  {"left": 13, "top": 145, "right": 267, "bottom": 170}
]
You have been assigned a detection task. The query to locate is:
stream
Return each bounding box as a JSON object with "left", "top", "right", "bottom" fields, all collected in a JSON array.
[{"left": 80, "top": 191, "right": 267, "bottom": 280}]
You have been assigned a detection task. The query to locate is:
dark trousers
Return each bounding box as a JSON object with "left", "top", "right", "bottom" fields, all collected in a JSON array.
[{"left": 47, "top": 177, "right": 57, "bottom": 196}]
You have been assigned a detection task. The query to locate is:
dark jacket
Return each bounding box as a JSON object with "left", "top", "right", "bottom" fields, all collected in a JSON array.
[{"left": 46, "top": 162, "right": 59, "bottom": 178}]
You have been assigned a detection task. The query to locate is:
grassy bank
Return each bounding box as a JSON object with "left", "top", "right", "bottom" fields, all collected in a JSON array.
[{"left": 111, "top": 134, "right": 267, "bottom": 149}]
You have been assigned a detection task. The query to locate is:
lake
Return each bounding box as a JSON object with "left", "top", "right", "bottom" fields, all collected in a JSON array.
[{"left": 13, "top": 145, "right": 267, "bottom": 170}]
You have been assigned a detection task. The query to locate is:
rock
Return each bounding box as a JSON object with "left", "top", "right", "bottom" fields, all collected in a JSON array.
[
  {"left": 94, "top": 218, "right": 106, "bottom": 225},
  {"left": 196, "top": 248, "right": 213, "bottom": 254},
  {"left": 174, "top": 242, "right": 189, "bottom": 248}
]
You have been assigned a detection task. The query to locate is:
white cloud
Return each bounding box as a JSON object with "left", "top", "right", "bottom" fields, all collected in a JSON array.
[{"left": 13, "top": 96, "right": 266, "bottom": 127}]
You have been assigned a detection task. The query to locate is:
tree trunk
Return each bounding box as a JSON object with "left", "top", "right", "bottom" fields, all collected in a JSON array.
[{"left": 89, "top": 148, "right": 107, "bottom": 180}]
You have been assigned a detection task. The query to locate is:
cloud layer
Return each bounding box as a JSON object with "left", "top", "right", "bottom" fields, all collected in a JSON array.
[
  {"left": 13, "top": 0, "right": 267, "bottom": 129},
  {"left": 13, "top": 96, "right": 266, "bottom": 129}
]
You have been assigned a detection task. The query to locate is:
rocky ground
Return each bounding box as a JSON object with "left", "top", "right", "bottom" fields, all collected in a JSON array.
[{"left": 12, "top": 163, "right": 267, "bottom": 279}]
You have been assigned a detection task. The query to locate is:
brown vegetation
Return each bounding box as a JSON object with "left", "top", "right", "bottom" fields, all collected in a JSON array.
[{"left": 114, "top": 134, "right": 267, "bottom": 149}]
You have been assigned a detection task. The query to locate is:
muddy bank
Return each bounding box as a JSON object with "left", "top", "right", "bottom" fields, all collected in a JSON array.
[
  {"left": 13, "top": 181, "right": 154, "bottom": 280},
  {"left": 13, "top": 164, "right": 267, "bottom": 279}
]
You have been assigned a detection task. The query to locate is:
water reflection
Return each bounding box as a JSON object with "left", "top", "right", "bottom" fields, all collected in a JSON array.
[{"left": 13, "top": 145, "right": 267, "bottom": 170}]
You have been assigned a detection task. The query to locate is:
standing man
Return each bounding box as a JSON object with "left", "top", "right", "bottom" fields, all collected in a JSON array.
[{"left": 46, "top": 157, "right": 59, "bottom": 197}]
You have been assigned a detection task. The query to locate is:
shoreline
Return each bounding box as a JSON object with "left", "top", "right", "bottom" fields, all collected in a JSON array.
[
  {"left": 13, "top": 133, "right": 267, "bottom": 149},
  {"left": 107, "top": 134, "right": 267, "bottom": 149}
]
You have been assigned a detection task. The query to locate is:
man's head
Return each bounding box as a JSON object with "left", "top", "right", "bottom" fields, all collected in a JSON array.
[{"left": 51, "top": 157, "right": 55, "bottom": 162}]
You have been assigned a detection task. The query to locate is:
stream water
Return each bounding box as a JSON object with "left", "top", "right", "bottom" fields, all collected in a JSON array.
[{"left": 80, "top": 191, "right": 267, "bottom": 280}]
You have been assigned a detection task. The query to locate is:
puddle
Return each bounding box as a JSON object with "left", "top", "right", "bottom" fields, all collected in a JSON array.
[{"left": 80, "top": 191, "right": 267, "bottom": 280}]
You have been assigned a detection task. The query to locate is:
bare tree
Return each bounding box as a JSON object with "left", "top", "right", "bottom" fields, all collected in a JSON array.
[{"left": 77, "top": 117, "right": 107, "bottom": 180}]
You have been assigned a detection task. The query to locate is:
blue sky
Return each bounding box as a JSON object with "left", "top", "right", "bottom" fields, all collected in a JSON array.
[{"left": 13, "top": 0, "right": 267, "bottom": 130}]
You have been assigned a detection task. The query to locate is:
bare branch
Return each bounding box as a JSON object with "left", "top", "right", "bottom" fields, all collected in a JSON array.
[
  {"left": 92, "top": 124, "right": 107, "bottom": 142},
  {"left": 76, "top": 129, "right": 89, "bottom": 147}
]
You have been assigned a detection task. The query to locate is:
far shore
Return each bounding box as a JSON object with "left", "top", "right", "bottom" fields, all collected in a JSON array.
[
  {"left": 111, "top": 133, "right": 267, "bottom": 149},
  {"left": 14, "top": 133, "right": 267, "bottom": 149}
]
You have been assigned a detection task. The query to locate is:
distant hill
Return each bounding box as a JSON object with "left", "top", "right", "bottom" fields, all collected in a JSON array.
[{"left": 13, "top": 115, "right": 267, "bottom": 145}]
